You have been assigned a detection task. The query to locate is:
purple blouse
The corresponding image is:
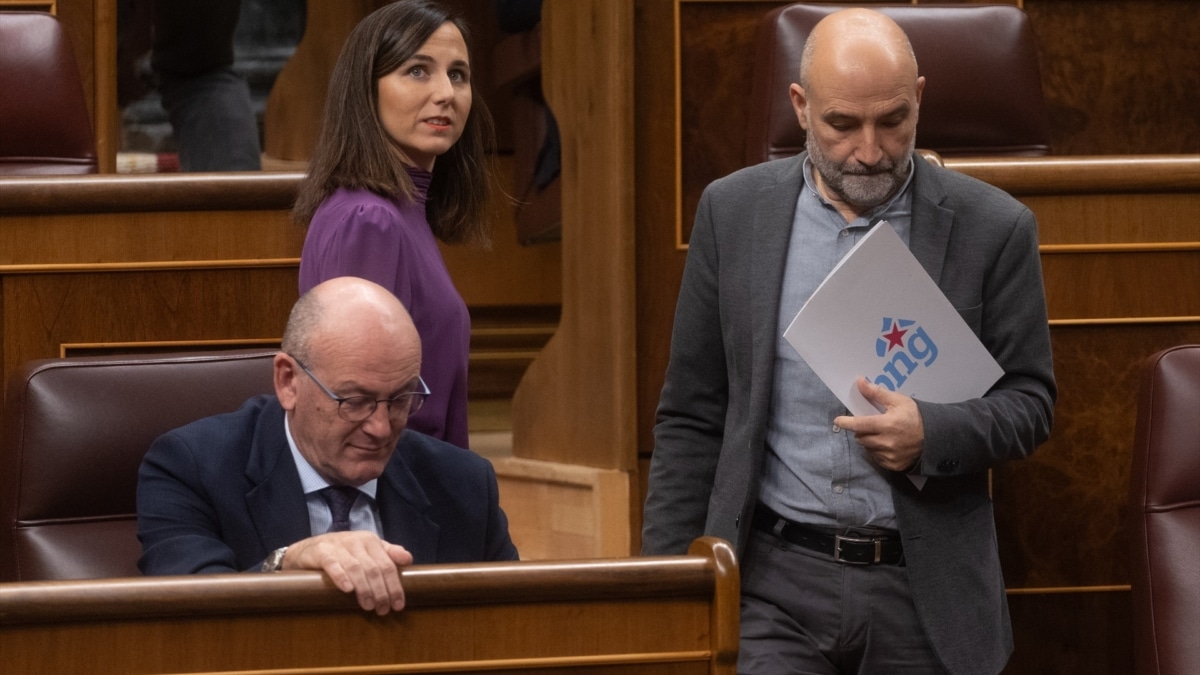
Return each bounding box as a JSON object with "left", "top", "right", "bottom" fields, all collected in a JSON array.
[{"left": 298, "top": 169, "right": 471, "bottom": 449}]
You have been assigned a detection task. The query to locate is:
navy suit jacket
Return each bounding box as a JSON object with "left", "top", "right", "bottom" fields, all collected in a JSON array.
[{"left": 138, "top": 395, "right": 517, "bottom": 574}]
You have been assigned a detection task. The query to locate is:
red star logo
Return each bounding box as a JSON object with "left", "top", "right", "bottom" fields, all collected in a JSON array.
[{"left": 882, "top": 323, "right": 908, "bottom": 351}]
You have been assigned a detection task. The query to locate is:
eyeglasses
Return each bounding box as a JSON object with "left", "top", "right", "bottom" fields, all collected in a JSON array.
[{"left": 290, "top": 355, "right": 430, "bottom": 423}]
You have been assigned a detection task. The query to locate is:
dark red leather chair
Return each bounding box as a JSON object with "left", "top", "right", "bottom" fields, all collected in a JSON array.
[
  {"left": 0, "top": 350, "right": 277, "bottom": 581},
  {"left": 0, "top": 11, "right": 98, "bottom": 175},
  {"left": 1129, "top": 344, "right": 1200, "bottom": 675},
  {"left": 746, "top": 3, "right": 1052, "bottom": 164}
]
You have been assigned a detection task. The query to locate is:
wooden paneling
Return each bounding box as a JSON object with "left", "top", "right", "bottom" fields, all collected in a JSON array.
[
  {"left": 1025, "top": 0, "right": 1200, "bottom": 156},
  {"left": 1006, "top": 589, "right": 1134, "bottom": 674},
  {"left": 262, "top": 0, "right": 382, "bottom": 162},
  {"left": 0, "top": 176, "right": 302, "bottom": 402},
  {"left": 898, "top": 161, "right": 1195, "bottom": 674},
  {"left": 679, "top": 2, "right": 776, "bottom": 242},
  {"left": 633, "top": 0, "right": 684, "bottom": 527},
  {"left": 469, "top": 306, "right": 559, "bottom": 399},
  {"left": 529, "top": 0, "right": 1200, "bottom": 670},
  {"left": 494, "top": 457, "right": 632, "bottom": 559},
  {"left": 0, "top": 171, "right": 560, "bottom": 402},
  {"left": 997, "top": 323, "right": 1200, "bottom": 590},
  {"left": 502, "top": 0, "right": 641, "bottom": 557},
  {"left": 675, "top": 1, "right": 1200, "bottom": 235},
  {"left": 510, "top": 0, "right": 638, "bottom": 472},
  {"left": 1, "top": 269, "right": 297, "bottom": 374},
  {"left": 0, "top": 537, "right": 739, "bottom": 675},
  {"left": 1042, "top": 250, "right": 1200, "bottom": 320}
]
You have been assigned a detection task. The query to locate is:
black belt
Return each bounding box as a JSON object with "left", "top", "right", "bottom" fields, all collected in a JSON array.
[{"left": 752, "top": 504, "right": 904, "bottom": 565}]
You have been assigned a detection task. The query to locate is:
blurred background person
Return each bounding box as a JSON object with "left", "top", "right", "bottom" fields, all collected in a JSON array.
[{"left": 119, "top": 0, "right": 265, "bottom": 171}]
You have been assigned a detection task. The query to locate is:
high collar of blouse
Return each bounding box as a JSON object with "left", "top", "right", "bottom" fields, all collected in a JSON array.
[{"left": 405, "top": 165, "right": 433, "bottom": 205}]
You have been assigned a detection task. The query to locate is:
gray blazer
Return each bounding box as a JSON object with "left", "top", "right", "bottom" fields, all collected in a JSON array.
[{"left": 642, "top": 153, "right": 1056, "bottom": 675}]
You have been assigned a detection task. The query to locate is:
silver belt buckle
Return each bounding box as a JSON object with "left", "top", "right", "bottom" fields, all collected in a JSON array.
[{"left": 834, "top": 533, "right": 882, "bottom": 564}]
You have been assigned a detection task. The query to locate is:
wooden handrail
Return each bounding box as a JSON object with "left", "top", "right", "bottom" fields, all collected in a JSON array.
[
  {"left": 0, "top": 538, "right": 739, "bottom": 674},
  {"left": 0, "top": 171, "right": 304, "bottom": 215},
  {"left": 1, "top": 155, "right": 1195, "bottom": 216},
  {"left": 0, "top": 537, "right": 736, "bottom": 626},
  {"left": 944, "top": 154, "right": 1200, "bottom": 195}
]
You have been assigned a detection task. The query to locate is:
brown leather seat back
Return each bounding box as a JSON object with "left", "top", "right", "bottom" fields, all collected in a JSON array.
[
  {"left": 1130, "top": 344, "right": 1200, "bottom": 675},
  {"left": 746, "top": 3, "right": 1052, "bottom": 164},
  {"left": 0, "top": 350, "right": 277, "bottom": 581},
  {"left": 0, "top": 11, "right": 98, "bottom": 174}
]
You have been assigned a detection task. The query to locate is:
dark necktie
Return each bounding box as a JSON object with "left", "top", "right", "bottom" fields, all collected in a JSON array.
[{"left": 320, "top": 486, "right": 360, "bottom": 533}]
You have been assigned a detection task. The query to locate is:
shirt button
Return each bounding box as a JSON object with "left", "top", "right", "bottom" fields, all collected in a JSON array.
[
  {"left": 839, "top": 230, "right": 849, "bottom": 238},
  {"left": 832, "top": 423, "right": 841, "bottom": 433},
  {"left": 834, "top": 484, "right": 845, "bottom": 494}
]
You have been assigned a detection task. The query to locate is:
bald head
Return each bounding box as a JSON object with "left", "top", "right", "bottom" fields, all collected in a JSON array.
[
  {"left": 281, "top": 276, "right": 420, "bottom": 368},
  {"left": 790, "top": 8, "right": 924, "bottom": 219},
  {"left": 276, "top": 277, "right": 425, "bottom": 487},
  {"left": 799, "top": 9, "right": 918, "bottom": 91}
]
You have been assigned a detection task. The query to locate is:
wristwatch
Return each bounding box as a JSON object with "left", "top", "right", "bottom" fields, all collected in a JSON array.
[{"left": 261, "top": 546, "right": 289, "bottom": 572}]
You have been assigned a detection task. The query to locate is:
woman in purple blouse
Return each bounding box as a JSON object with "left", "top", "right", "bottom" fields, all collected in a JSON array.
[{"left": 292, "top": 1, "right": 494, "bottom": 449}]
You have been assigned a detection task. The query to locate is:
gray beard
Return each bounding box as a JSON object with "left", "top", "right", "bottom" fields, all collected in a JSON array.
[{"left": 806, "top": 133, "right": 914, "bottom": 209}]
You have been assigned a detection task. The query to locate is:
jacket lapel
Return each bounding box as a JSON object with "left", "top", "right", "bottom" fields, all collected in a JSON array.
[
  {"left": 750, "top": 155, "right": 807, "bottom": 402},
  {"left": 244, "top": 400, "right": 311, "bottom": 555},
  {"left": 241, "top": 403, "right": 441, "bottom": 561},
  {"left": 908, "top": 155, "right": 954, "bottom": 286},
  {"left": 377, "top": 436, "right": 441, "bottom": 563}
]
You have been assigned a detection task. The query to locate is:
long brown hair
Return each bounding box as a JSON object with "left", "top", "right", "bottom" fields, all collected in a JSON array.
[{"left": 292, "top": 0, "right": 494, "bottom": 246}]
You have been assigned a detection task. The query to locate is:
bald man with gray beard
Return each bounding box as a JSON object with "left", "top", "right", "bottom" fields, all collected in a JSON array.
[{"left": 642, "top": 9, "right": 1055, "bottom": 674}]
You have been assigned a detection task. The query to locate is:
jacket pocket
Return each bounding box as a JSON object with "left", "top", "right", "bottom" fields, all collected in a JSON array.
[{"left": 955, "top": 303, "right": 983, "bottom": 334}]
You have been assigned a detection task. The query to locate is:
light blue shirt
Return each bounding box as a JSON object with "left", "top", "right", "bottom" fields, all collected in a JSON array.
[
  {"left": 284, "top": 416, "right": 383, "bottom": 536},
  {"left": 757, "top": 156, "right": 915, "bottom": 530}
]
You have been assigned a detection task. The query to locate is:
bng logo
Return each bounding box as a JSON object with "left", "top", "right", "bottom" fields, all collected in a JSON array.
[{"left": 873, "top": 317, "right": 939, "bottom": 391}]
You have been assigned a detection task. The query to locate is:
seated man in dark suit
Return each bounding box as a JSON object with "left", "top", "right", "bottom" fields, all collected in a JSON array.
[{"left": 137, "top": 276, "right": 518, "bottom": 614}]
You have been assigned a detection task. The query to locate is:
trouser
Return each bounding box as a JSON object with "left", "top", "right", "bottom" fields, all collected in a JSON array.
[
  {"left": 738, "top": 528, "right": 947, "bottom": 675},
  {"left": 159, "top": 66, "right": 261, "bottom": 171}
]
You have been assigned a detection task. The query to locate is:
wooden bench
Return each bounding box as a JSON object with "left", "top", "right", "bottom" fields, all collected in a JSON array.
[{"left": 0, "top": 537, "right": 738, "bottom": 674}]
